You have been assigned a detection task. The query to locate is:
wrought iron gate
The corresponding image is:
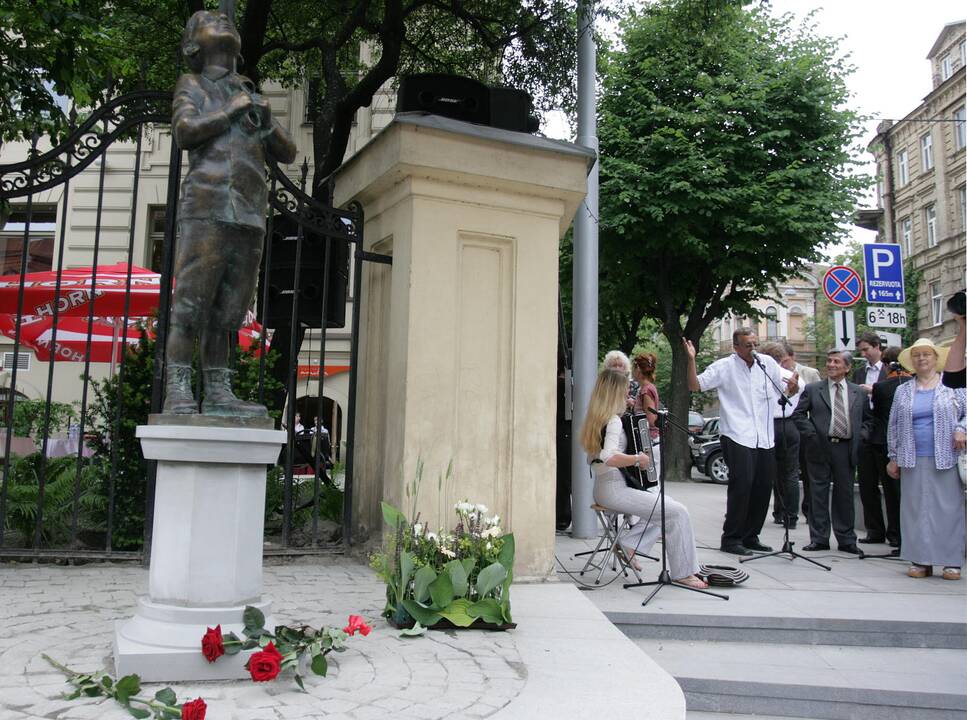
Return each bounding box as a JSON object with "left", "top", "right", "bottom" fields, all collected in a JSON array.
[{"left": 0, "top": 89, "right": 380, "bottom": 561}]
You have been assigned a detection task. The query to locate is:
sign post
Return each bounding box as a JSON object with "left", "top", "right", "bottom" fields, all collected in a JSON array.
[
  {"left": 833, "top": 309, "right": 855, "bottom": 351},
  {"left": 863, "top": 243, "right": 905, "bottom": 305}
]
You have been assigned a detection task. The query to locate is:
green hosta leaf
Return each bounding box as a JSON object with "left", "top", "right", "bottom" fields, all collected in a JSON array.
[
  {"left": 399, "top": 621, "right": 427, "bottom": 637},
  {"left": 400, "top": 550, "right": 415, "bottom": 597},
  {"left": 401, "top": 598, "right": 442, "bottom": 627},
  {"left": 413, "top": 565, "right": 437, "bottom": 603},
  {"left": 468, "top": 598, "right": 503, "bottom": 624},
  {"left": 243, "top": 606, "right": 265, "bottom": 634},
  {"left": 127, "top": 708, "right": 150, "bottom": 719},
  {"left": 497, "top": 533, "right": 515, "bottom": 572},
  {"left": 429, "top": 572, "right": 454, "bottom": 609},
  {"left": 114, "top": 674, "right": 141, "bottom": 704},
  {"left": 445, "top": 559, "right": 468, "bottom": 598},
  {"left": 154, "top": 688, "right": 177, "bottom": 706},
  {"left": 311, "top": 653, "right": 328, "bottom": 677},
  {"left": 381, "top": 501, "right": 405, "bottom": 529},
  {"left": 436, "top": 598, "right": 475, "bottom": 628},
  {"left": 500, "top": 568, "right": 514, "bottom": 623},
  {"left": 475, "top": 562, "right": 507, "bottom": 599},
  {"left": 461, "top": 557, "right": 476, "bottom": 578}
]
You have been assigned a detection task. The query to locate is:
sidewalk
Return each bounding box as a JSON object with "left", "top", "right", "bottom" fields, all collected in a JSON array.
[{"left": 556, "top": 479, "right": 967, "bottom": 719}]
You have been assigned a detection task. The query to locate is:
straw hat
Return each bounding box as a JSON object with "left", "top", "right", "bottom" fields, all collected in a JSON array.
[{"left": 898, "top": 338, "right": 950, "bottom": 372}]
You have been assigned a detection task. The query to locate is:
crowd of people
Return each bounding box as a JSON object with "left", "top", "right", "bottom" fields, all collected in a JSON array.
[{"left": 568, "top": 291, "right": 966, "bottom": 583}]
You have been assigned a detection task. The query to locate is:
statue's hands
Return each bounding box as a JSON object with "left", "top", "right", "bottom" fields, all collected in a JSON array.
[
  {"left": 225, "top": 92, "right": 254, "bottom": 119},
  {"left": 251, "top": 94, "right": 272, "bottom": 125}
]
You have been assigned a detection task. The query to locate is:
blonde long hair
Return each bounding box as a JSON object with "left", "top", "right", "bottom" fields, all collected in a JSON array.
[{"left": 580, "top": 369, "right": 629, "bottom": 457}]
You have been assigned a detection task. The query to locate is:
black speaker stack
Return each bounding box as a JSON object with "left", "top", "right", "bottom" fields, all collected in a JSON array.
[{"left": 396, "top": 74, "right": 540, "bottom": 134}]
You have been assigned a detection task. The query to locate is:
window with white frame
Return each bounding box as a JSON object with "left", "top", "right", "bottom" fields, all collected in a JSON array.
[
  {"left": 899, "top": 216, "right": 912, "bottom": 257},
  {"left": 955, "top": 106, "right": 966, "bottom": 151},
  {"left": 1, "top": 352, "right": 30, "bottom": 371},
  {"left": 960, "top": 185, "right": 966, "bottom": 231},
  {"left": 961, "top": 39, "right": 966, "bottom": 68},
  {"left": 765, "top": 306, "right": 778, "bottom": 339},
  {"left": 897, "top": 149, "right": 909, "bottom": 186},
  {"left": 941, "top": 54, "right": 953, "bottom": 81},
  {"left": 930, "top": 281, "right": 943, "bottom": 326},
  {"left": 925, "top": 205, "right": 937, "bottom": 247},
  {"left": 921, "top": 133, "right": 934, "bottom": 171}
]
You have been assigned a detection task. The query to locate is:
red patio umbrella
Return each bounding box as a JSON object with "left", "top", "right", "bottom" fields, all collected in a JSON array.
[
  {"left": 0, "top": 312, "right": 267, "bottom": 364},
  {"left": 0, "top": 263, "right": 161, "bottom": 318}
]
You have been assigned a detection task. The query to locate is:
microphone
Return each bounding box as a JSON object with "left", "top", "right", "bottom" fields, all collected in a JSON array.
[{"left": 751, "top": 350, "right": 766, "bottom": 370}]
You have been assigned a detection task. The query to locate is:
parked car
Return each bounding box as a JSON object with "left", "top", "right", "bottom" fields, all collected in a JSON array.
[
  {"left": 687, "top": 410, "right": 705, "bottom": 434},
  {"left": 689, "top": 417, "right": 729, "bottom": 484}
]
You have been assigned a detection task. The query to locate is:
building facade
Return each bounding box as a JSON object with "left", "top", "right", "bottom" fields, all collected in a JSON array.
[
  {"left": 710, "top": 265, "right": 823, "bottom": 368},
  {"left": 866, "top": 21, "right": 966, "bottom": 345}
]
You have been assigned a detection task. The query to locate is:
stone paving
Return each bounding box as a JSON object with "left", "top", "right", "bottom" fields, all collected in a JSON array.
[{"left": 0, "top": 560, "right": 527, "bottom": 720}]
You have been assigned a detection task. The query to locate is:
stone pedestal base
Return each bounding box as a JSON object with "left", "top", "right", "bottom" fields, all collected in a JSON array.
[
  {"left": 114, "top": 421, "right": 284, "bottom": 681},
  {"left": 114, "top": 598, "right": 274, "bottom": 681}
]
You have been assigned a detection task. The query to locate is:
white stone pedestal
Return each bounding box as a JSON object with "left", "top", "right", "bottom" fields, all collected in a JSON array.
[{"left": 114, "top": 421, "right": 285, "bottom": 681}]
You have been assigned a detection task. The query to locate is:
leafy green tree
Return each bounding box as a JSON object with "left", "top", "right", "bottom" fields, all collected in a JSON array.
[
  {"left": 2, "top": 0, "right": 613, "bottom": 197},
  {"left": 585, "top": 0, "right": 867, "bottom": 479}
]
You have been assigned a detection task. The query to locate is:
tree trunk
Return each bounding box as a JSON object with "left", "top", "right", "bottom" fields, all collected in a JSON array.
[{"left": 663, "top": 327, "right": 692, "bottom": 482}]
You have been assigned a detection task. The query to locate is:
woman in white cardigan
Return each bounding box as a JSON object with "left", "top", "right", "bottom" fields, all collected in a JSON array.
[{"left": 887, "top": 338, "right": 967, "bottom": 580}]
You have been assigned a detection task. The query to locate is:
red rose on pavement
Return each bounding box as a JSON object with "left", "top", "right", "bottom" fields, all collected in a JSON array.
[
  {"left": 201, "top": 625, "right": 224, "bottom": 663},
  {"left": 343, "top": 615, "right": 372, "bottom": 637},
  {"left": 246, "top": 641, "right": 283, "bottom": 682},
  {"left": 181, "top": 698, "right": 207, "bottom": 720}
]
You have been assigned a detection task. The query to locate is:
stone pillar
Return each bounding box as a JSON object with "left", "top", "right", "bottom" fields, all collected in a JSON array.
[
  {"left": 114, "top": 418, "right": 285, "bottom": 681},
  {"left": 334, "top": 113, "right": 592, "bottom": 579}
]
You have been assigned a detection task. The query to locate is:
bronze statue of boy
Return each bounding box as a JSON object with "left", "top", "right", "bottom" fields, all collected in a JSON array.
[{"left": 163, "top": 10, "right": 297, "bottom": 416}]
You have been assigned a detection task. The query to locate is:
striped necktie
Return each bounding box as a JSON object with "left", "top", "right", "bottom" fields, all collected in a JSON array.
[{"left": 832, "top": 382, "right": 848, "bottom": 438}]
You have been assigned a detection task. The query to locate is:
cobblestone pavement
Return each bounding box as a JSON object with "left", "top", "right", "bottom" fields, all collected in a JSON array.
[{"left": 0, "top": 559, "right": 527, "bottom": 720}]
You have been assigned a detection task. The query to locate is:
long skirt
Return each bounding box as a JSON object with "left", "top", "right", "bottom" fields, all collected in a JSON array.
[
  {"left": 593, "top": 466, "right": 699, "bottom": 579},
  {"left": 900, "top": 457, "right": 966, "bottom": 568}
]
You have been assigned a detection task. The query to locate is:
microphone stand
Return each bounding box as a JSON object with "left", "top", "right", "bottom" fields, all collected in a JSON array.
[
  {"left": 741, "top": 356, "right": 830, "bottom": 571},
  {"left": 623, "top": 407, "right": 729, "bottom": 605}
]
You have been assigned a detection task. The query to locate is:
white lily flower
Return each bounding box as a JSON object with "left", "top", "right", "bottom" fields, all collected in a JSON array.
[
  {"left": 475, "top": 504, "right": 488, "bottom": 514},
  {"left": 413, "top": 523, "right": 423, "bottom": 535},
  {"left": 440, "top": 547, "right": 456, "bottom": 558},
  {"left": 426, "top": 531, "right": 438, "bottom": 542}
]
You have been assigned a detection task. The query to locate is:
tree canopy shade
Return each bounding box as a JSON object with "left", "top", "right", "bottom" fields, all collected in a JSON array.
[
  {"left": 588, "top": 0, "right": 867, "bottom": 478},
  {"left": 0, "top": 0, "right": 611, "bottom": 197}
]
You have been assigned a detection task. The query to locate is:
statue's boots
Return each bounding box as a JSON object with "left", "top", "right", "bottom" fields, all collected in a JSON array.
[
  {"left": 163, "top": 363, "right": 197, "bottom": 414},
  {"left": 202, "top": 367, "right": 267, "bottom": 417}
]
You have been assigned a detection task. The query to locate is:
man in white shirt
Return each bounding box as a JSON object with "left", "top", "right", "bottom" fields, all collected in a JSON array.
[
  {"left": 684, "top": 329, "right": 798, "bottom": 556},
  {"left": 852, "top": 332, "right": 892, "bottom": 545},
  {"left": 784, "top": 342, "right": 820, "bottom": 519}
]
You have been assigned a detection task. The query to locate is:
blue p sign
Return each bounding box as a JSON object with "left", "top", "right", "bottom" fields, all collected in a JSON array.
[{"left": 863, "top": 243, "right": 905, "bottom": 305}]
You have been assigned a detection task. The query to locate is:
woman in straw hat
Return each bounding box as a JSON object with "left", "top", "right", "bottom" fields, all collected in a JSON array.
[
  {"left": 887, "top": 338, "right": 967, "bottom": 580},
  {"left": 580, "top": 368, "right": 707, "bottom": 588}
]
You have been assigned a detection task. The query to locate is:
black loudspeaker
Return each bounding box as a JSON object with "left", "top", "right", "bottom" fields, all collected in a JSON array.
[
  {"left": 397, "top": 74, "right": 538, "bottom": 134},
  {"left": 397, "top": 74, "right": 490, "bottom": 125},
  {"left": 258, "top": 214, "right": 349, "bottom": 330}
]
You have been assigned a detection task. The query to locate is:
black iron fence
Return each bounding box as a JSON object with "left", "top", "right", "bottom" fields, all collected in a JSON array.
[{"left": 0, "top": 89, "right": 386, "bottom": 562}]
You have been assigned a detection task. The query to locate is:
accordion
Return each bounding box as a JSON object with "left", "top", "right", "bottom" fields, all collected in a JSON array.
[{"left": 619, "top": 411, "right": 658, "bottom": 491}]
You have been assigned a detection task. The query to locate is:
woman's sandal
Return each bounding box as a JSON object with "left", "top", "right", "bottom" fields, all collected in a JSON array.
[
  {"left": 674, "top": 575, "right": 709, "bottom": 589},
  {"left": 942, "top": 567, "right": 961, "bottom": 581},
  {"left": 620, "top": 547, "right": 643, "bottom": 572},
  {"left": 908, "top": 563, "right": 933, "bottom": 578}
]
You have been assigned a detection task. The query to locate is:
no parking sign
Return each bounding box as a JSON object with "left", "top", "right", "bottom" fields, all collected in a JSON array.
[{"left": 822, "top": 266, "right": 862, "bottom": 307}]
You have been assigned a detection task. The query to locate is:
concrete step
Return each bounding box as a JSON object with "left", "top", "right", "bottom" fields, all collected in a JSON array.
[
  {"left": 635, "top": 638, "right": 967, "bottom": 720},
  {"left": 609, "top": 612, "right": 967, "bottom": 649}
]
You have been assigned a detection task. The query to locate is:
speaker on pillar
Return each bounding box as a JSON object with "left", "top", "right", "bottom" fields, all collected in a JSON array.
[
  {"left": 258, "top": 214, "right": 349, "bottom": 330},
  {"left": 397, "top": 74, "right": 538, "bottom": 134}
]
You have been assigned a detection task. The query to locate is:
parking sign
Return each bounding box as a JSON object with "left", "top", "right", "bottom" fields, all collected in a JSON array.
[{"left": 863, "top": 243, "right": 905, "bottom": 305}]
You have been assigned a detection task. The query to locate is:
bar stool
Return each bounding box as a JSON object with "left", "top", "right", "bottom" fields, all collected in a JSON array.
[{"left": 574, "top": 504, "right": 646, "bottom": 585}]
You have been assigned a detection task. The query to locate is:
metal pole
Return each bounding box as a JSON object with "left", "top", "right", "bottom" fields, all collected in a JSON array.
[{"left": 570, "top": 0, "right": 599, "bottom": 539}]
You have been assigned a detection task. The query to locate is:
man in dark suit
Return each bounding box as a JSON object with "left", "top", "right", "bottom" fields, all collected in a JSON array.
[
  {"left": 852, "top": 332, "right": 891, "bottom": 544},
  {"left": 793, "top": 349, "right": 872, "bottom": 554},
  {"left": 861, "top": 347, "right": 912, "bottom": 550}
]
